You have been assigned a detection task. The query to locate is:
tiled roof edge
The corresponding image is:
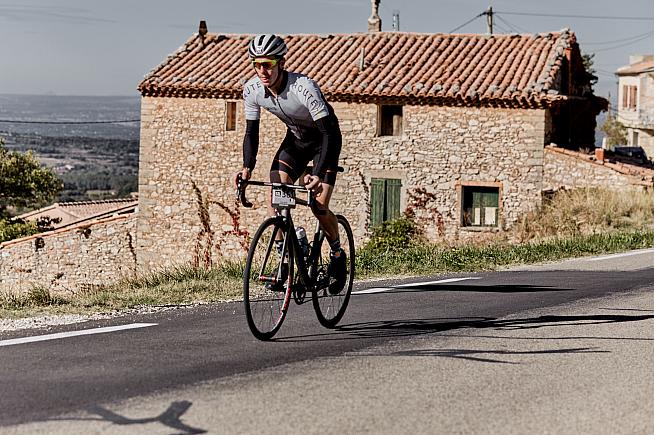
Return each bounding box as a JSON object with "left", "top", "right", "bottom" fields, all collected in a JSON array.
[
  {"left": 139, "top": 33, "right": 200, "bottom": 89},
  {"left": 545, "top": 144, "right": 654, "bottom": 180},
  {"left": 138, "top": 86, "right": 569, "bottom": 108},
  {"left": 0, "top": 213, "right": 137, "bottom": 250}
]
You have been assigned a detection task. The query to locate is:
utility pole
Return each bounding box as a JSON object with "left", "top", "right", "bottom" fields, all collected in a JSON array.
[
  {"left": 392, "top": 10, "right": 400, "bottom": 31},
  {"left": 485, "top": 6, "right": 493, "bottom": 34}
]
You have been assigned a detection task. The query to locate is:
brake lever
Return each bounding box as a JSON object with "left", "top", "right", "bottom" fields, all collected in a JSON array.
[{"left": 236, "top": 173, "right": 253, "bottom": 208}]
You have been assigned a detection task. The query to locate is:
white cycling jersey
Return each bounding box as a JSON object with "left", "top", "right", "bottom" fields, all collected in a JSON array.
[{"left": 243, "top": 72, "right": 331, "bottom": 140}]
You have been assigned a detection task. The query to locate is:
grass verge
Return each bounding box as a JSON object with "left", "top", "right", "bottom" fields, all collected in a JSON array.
[{"left": 3, "top": 229, "right": 654, "bottom": 319}]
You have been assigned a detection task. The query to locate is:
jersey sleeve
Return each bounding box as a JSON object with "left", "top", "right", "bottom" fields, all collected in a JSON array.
[
  {"left": 242, "top": 80, "right": 261, "bottom": 121},
  {"left": 294, "top": 77, "right": 330, "bottom": 121}
]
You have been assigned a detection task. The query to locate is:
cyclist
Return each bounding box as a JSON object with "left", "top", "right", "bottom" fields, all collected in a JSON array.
[{"left": 234, "top": 34, "right": 347, "bottom": 294}]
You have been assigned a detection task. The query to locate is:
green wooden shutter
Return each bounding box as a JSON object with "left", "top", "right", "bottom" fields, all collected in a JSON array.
[
  {"left": 370, "top": 178, "right": 402, "bottom": 227},
  {"left": 386, "top": 179, "right": 402, "bottom": 221},
  {"left": 370, "top": 178, "right": 385, "bottom": 227}
]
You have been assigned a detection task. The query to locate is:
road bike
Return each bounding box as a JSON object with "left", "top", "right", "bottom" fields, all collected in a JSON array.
[{"left": 236, "top": 172, "right": 355, "bottom": 340}]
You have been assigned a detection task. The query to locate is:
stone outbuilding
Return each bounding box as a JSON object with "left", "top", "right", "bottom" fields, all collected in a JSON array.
[{"left": 135, "top": 25, "right": 606, "bottom": 271}]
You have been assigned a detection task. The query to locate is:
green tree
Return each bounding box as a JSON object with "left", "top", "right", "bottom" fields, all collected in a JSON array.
[
  {"left": 0, "top": 137, "right": 62, "bottom": 218},
  {"left": 582, "top": 52, "right": 598, "bottom": 86},
  {"left": 600, "top": 113, "right": 627, "bottom": 147},
  {"left": 0, "top": 137, "right": 62, "bottom": 242}
]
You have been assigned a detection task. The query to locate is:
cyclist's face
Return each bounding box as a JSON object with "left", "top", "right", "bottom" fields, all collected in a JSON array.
[{"left": 253, "top": 56, "right": 281, "bottom": 87}]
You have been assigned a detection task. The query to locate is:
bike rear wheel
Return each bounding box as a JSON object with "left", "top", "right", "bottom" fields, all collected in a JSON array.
[
  {"left": 312, "top": 215, "right": 355, "bottom": 328},
  {"left": 243, "top": 217, "right": 292, "bottom": 340}
]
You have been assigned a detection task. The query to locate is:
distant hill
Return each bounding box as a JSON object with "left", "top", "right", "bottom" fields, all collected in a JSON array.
[{"left": 0, "top": 94, "right": 140, "bottom": 203}]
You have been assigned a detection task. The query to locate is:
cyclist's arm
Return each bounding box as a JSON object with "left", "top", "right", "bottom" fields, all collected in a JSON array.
[
  {"left": 242, "top": 81, "right": 262, "bottom": 170},
  {"left": 242, "top": 119, "right": 260, "bottom": 170}
]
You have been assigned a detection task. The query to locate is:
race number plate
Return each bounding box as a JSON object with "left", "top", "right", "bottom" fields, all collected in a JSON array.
[{"left": 272, "top": 187, "right": 296, "bottom": 208}]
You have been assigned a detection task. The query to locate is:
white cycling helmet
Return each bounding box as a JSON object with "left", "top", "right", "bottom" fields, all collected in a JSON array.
[{"left": 248, "top": 34, "right": 288, "bottom": 59}]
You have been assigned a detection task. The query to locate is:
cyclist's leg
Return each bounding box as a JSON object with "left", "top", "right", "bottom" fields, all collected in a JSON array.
[
  {"left": 309, "top": 138, "right": 347, "bottom": 293},
  {"left": 308, "top": 134, "right": 341, "bottom": 245},
  {"left": 269, "top": 139, "right": 309, "bottom": 252}
]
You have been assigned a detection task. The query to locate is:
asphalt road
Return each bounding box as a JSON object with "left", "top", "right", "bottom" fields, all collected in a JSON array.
[{"left": 2, "top": 248, "right": 654, "bottom": 434}]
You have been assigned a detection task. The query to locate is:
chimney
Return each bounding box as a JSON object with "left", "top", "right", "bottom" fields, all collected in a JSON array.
[
  {"left": 198, "top": 20, "right": 208, "bottom": 46},
  {"left": 392, "top": 10, "right": 400, "bottom": 31},
  {"left": 368, "top": 0, "right": 381, "bottom": 32}
]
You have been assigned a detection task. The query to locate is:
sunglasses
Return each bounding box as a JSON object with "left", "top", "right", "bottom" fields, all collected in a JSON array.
[{"left": 252, "top": 58, "right": 279, "bottom": 70}]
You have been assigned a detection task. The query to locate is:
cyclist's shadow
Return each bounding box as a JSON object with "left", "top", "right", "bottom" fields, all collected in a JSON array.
[
  {"left": 49, "top": 400, "right": 206, "bottom": 434},
  {"left": 276, "top": 313, "right": 654, "bottom": 342}
]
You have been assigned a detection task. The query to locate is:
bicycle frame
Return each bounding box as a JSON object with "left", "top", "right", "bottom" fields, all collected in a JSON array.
[{"left": 237, "top": 177, "right": 326, "bottom": 294}]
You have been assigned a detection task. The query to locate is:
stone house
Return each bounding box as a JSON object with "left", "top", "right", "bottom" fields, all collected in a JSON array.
[
  {"left": 135, "top": 23, "right": 607, "bottom": 271},
  {"left": 616, "top": 55, "right": 654, "bottom": 159},
  {"left": 1, "top": 200, "right": 138, "bottom": 293}
]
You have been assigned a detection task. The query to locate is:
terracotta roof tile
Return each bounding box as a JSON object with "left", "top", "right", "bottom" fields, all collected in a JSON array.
[
  {"left": 616, "top": 59, "right": 654, "bottom": 76},
  {"left": 16, "top": 198, "right": 137, "bottom": 229},
  {"left": 139, "top": 29, "right": 589, "bottom": 108}
]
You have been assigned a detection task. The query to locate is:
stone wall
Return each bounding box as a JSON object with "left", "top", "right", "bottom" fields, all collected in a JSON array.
[
  {"left": 543, "top": 145, "right": 654, "bottom": 191},
  {"left": 137, "top": 96, "right": 548, "bottom": 270},
  {"left": 0, "top": 215, "right": 137, "bottom": 295}
]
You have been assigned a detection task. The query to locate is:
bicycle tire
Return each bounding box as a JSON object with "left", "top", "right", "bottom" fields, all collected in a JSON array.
[
  {"left": 243, "top": 217, "right": 293, "bottom": 340},
  {"left": 312, "top": 215, "right": 355, "bottom": 328}
]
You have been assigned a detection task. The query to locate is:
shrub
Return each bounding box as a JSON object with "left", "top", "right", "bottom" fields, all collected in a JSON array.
[
  {"left": 0, "top": 218, "right": 39, "bottom": 243},
  {"left": 362, "top": 215, "right": 422, "bottom": 254}
]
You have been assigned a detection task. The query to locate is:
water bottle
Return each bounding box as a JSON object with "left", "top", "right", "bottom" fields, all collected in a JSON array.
[{"left": 296, "top": 226, "right": 309, "bottom": 258}]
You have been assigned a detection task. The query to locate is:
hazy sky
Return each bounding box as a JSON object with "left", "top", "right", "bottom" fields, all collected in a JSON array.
[{"left": 1, "top": 0, "right": 653, "bottom": 100}]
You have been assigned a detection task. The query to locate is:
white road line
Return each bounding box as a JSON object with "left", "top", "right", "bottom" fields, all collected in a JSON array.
[
  {"left": 353, "top": 277, "right": 481, "bottom": 295},
  {"left": 587, "top": 248, "right": 654, "bottom": 262},
  {"left": 0, "top": 323, "right": 158, "bottom": 347}
]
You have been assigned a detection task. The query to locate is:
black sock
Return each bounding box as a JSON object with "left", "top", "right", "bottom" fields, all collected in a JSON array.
[{"left": 329, "top": 238, "right": 341, "bottom": 254}]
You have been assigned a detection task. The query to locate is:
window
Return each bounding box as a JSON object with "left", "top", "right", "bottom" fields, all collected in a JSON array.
[
  {"left": 461, "top": 185, "right": 499, "bottom": 227},
  {"left": 225, "top": 101, "right": 237, "bottom": 131},
  {"left": 622, "top": 85, "right": 637, "bottom": 110},
  {"left": 370, "top": 178, "right": 401, "bottom": 226},
  {"left": 378, "top": 105, "right": 403, "bottom": 136},
  {"left": 633, "top": 130, "right": 639, "bottom": 147}
]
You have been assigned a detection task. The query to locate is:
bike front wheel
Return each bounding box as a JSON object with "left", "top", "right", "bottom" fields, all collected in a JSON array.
[
  {"left": 243, "top": 217, "right": 292, "bottom": 340},
  {"left": 312, "top": 214, "right": 355, "bottom": 328}
]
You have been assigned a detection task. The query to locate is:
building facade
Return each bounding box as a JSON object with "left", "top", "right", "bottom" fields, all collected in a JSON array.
[
  {"left": 135, "top": 27, "right": 606, "bottom": 270},
  {"left": 616, "top": 55, "right": 654, "bottom": 159}
]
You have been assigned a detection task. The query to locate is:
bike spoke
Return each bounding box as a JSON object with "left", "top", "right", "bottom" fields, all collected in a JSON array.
[{"left": 244, "top": 218, "right": 291, "bottom": 340}]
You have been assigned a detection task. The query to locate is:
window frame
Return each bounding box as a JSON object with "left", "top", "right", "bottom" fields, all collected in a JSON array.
[
  {"left": 458, "top": 182, "right": 502, "bottom": 229},
  {"left": 622, "top": 85, "right": 638, "bottom": 111},
  {"left": 377, "top": 104, "right": 403, "bottom": 137},
  {"left": 225, "top": 101, "right": 237, "bottom": 131}
]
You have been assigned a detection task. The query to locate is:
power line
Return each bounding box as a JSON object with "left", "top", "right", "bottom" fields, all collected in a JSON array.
[
  {"left": 494, "top": 14, "right": 529, "bottom": 33},
  {"left": 0, "top": 119, "right": 140, "bottom": 124},
  {"left": 448, "top": 12, "right": 485, "bottom": 33},
  {"left": 593, "top": 30, "right": 654, "bottom": 52},
  {"left": 496, "top": 11, "right": 654, "bottom": 21},
  {"left": 584, "top": 29, "right": 654, "bottom": 45}
]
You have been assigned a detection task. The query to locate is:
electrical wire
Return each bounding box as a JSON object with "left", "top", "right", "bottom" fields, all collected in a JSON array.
[
  {"left": 492, "top": 21, "right": 511, "bottom": 34},
  {"left": 494, "top": 14, "right": 528, "bottom": 34},
  {"left": 0, "top": 119, "right": 140, "bottom": 124},
  {"left": 584, "top": 29, "right": 654, "bottom": 45},
  {"left": 593, "top": 30, "right": 654, "bottom": 52},
  {"left": 448, "top": 12, "right": 485, "bottom": 33},
  {"left": 495, "top": 11, "right": 654, "bottom": 21}
]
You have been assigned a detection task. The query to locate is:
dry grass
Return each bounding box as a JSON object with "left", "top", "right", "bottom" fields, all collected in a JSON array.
[
  {"left": 511, "top": 188, "right": 654, "bottom": 242},
  {"left": 0, "top": 263, "right": 244, "bottom": 319},
  {"left": 4, "top": 188, "right": 654, "bottom": 318}
]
